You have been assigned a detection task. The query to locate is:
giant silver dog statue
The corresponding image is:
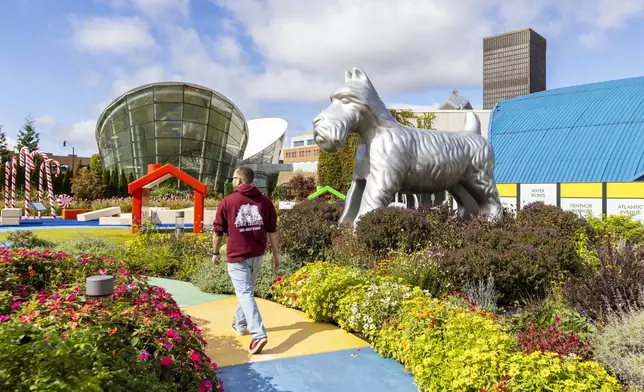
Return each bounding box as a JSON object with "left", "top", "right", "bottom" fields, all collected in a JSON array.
[{"left": 312, "top": 67, "right": 503, "bottom": 226}]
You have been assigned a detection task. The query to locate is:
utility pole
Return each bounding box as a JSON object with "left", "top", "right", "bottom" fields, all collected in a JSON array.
[{"left": 63, "top": 140, "right": 75, "bottom": 176}]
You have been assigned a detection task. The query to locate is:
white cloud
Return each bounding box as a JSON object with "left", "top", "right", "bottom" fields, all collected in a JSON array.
[
  {"left": 84, "top": 70, "right": 102, "bottom": 86},
  {"left": 35, "top": 115, "right": 56, "bottom": 127},
  {"left": 49, "top": 120, "right": 98, "bottom": 156},
  {"left": 71, "top": 16, "right": 156, "bottom": 55}
]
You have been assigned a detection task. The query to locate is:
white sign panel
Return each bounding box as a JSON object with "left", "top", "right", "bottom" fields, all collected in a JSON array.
[
  {"left": 560, "top": 198, "right": 603, "bottom": 218},
  {"left": 520, "top": 184, "right": 557, "bottom": 208},
  {"left": 606, "top": 199, "right": 644, "bottom": 222},
  {"left": 278, "top": 201, "right": 296, "bottom": 210}
]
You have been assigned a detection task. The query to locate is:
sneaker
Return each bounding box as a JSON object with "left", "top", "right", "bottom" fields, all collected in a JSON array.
[
  {"left": 249, "top": 337, "right": 268, "bottom": 354},
  {"left": 232, "top": 320, "right": 249, "bottom": 336}
]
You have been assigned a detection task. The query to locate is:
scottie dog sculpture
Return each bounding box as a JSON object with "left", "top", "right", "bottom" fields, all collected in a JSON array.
[{"left": 312, "top": 67, "right": 503, "bottom": 226}]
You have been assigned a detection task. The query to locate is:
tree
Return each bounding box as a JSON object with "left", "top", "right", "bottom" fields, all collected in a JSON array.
[
  {"left": 119, "top": 169, "right": 128, "bottom": 196},
  {"left": 89, "top": 154, "right": 102, "bottom": 171},
  {"left": 102, "top": 169, "right": 111, "bottom": 197},
  {"left": 416, "top": 112, "right": 436, "bottom": 129},
  {"left": 287, "top": 174, "right": 317, "bottom": 200},
  {"left": 16, "top": 115, "right": 39, "bottom": 151},
  {"left": 110, "top": 166, "right": 119, "bottom": 197},
  {"left": 71, "top": 170, "right": 106, "bottom": 200},
  {"left": 0, "top": 124, "right": 8, "bottom": 163},
  {"left": 389, "top": 109, "right": 415, "bottom": 127}
]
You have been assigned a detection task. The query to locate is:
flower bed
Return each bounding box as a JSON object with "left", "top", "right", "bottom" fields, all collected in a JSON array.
[
  {"left": 0, "top": 249, "right": 221, "bottom": 392},
  {"left": 272, "top": 262, "right": 621, "bottom": 391}
]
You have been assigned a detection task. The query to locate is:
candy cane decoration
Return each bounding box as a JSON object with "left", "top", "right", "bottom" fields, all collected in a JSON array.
[
  {"left": 45, "top": 161, "right": 57, "bottom": 217},
  {"left": 19, "top": 147, "right": 35, "bottom": 218},
  {"left": 10, "top": 155, "right": 16, "bottom": 208},
  {"left": 4, "top": 161, "right": 9, "bottom": 208}
]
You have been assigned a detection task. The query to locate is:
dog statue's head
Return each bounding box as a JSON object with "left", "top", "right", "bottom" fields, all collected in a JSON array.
[{"left": 312, "top": 67, "right": 384, "bottom": 153}]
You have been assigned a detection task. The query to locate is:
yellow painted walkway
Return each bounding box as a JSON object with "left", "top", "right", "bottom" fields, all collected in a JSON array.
[{"left": 183, "top": 297, "right": 369, "bottom": 367}]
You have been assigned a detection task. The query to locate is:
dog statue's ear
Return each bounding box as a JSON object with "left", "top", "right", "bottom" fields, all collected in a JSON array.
[
  {"left": 345, "top": 70, "right": 353, "bottom": 83},
  {"left": 352, "top": 67, "right": 369, "bottom": 82}
]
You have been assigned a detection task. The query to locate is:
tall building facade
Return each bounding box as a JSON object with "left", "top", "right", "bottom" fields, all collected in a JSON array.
[
  {"left": 483, "top": 28, "right": 546, "bottom": 110},
  {"left": 282, "top": 131, "right": 320, "bottom": 164}
]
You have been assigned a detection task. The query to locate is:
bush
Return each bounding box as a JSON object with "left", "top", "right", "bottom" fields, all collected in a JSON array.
[
  {"left": 587, "top": 214, "right": 644, "bottom": 245},
  {"left": 376, "top": 250, "right": 447, "bottom": 297},
  {"left": 0, "top": 249, "right": 222, "bottom": 391},
  {"left": 71, "top": 169, "right": 107, "bottom": 200},
  {"left": 593, "top": 310, "right": 644, "bottom": 389},
  {"left": 6, "top": 230, "right": 55, "bottom": 249},
  {"left": 515, "top": 320, "right": 591, "bottom": 359},
  {"left": 278, "top": 199, "right": 343, "bottom": 264},
  {"left": 437, "top": 225, "right": 583, "bottom": 306},
  {"left": 55, "top": 235, "right": 123, "bottom": 257},
  {"left": 356, "top": 207, "right": 431, "bottom": 255},
  {"left": 191, "top": 252, "right": 301, "bottom": 298},
  {"left": 121, "top": 230, "right": 212, "bottom": 281},
  {"left": 516, "top": 202, "right": 590, "bottom": 239},
  {"left": 271, "top": 185, "right": 292, "bottom": 201},
  {"left": 272, "top": 262, "right": 621, "bottom": 391},
  {"left": 287, "top": 174, "right": 316, "bottom": 201},
  {"left": 316, "top": 134, "right": 358, "bottom": 194},
  {"left": 328, "top": 225, "right": 378, "bottom": 270},
  {"left": 563, "top": 241, "right": 644, "bottom": 322}
]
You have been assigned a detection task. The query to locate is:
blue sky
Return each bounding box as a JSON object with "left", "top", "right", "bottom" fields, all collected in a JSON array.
[{"left": 1, "top": 0, "right": 644, "bottom": 157}]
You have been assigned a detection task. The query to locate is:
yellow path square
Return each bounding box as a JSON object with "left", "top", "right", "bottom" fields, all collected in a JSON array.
[{"left": 183, "top": 297, "right": 368, "bottom": 367}]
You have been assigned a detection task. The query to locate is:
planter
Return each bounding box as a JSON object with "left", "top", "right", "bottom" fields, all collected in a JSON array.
[{"left": 62, "top": 209, "right": 92, "bottom": 220}]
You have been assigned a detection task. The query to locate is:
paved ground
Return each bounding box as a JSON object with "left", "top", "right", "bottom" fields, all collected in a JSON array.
[{"left": 150, "top": 277, "right": 417, "bottom": 392}]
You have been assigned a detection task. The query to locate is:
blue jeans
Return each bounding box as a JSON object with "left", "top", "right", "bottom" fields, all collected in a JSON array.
[{"left": 227, "top": 256, "right": 267, "bottom": 339}]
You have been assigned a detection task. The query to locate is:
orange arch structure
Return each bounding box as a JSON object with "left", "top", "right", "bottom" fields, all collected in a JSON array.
[{"left": 128, "top": 163, "right": 208, "bottom": 234}]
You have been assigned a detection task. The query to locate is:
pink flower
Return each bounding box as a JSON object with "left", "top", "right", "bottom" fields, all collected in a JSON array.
[
  {"left": 139, "top": 350, "right": 150, "bottom": 361},
  {"left": 10, "top": 301, "right": 22, "bottom": 309},
  {"left": 67, "top": 293, "right": 76, "bottom": 302},
  {"left": 51, "top": 293, "right": 61, "bottom": 301},
  {"left": 164, "top": 329, "right": 178, "bottom": 339},
  {"left": 160, "top": 357, "right": 173, "bottom": 366},
  {"left": 81, "top": 258, "right": 88, "bottom": 264},
  {"left": 0, "top": 315, "right": 10, "bottom": 322},
  {"left": 190, "top": 350, "right": 201, "bottom": 362},
  {"left": 99, "top": 269, "right": 107, "bottom": 275}
]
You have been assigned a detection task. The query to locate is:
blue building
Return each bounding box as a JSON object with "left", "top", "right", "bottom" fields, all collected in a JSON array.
[{"left": 489, "top": 76, "right": 644, "bottom": 183}]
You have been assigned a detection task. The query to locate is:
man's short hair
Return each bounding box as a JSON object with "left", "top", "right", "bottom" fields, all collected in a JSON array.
[{"left": 235, "top": 167, "right": 254, "bottom": 184}]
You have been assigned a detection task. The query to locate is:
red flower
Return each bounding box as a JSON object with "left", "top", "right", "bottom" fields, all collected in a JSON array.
[
  {"left": 160, "top": 357, "right": 173, "bottom": 366},
  {"left": 190, "top": 350, "right": 201, "bottom": 362},
  {"left": 107, "top": 327, "right": 119, "bottom": 335}
]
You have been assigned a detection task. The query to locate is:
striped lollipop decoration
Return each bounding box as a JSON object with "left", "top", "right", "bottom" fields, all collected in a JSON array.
[{"left": 56, "top": 194, "right": 72, "bottom": 208}]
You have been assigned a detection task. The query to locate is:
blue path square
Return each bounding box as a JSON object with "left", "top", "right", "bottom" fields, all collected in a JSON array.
[{"left": 219, "top": 347, "right": 417, "bottom": 392}]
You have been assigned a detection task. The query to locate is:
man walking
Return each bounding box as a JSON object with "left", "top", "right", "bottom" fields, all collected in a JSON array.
[{"left": 212, "top": 167, "right": 279, "bottom": 355}]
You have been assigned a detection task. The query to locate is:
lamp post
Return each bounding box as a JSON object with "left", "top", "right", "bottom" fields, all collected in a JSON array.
[
  {"left": 175, "top": 211, "right": 185, "bottom": 238},
  {"left": 62, "top": 140, "right": 75, "bottom": 175}
]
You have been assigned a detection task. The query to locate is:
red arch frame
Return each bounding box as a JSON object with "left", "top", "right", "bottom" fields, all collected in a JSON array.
[{"left": 128, "top": 164, "right": 207, "bottom": 234}]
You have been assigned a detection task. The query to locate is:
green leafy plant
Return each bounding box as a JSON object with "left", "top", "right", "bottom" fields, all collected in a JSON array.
[
  {"left": 6, "top": 230, "right": 55, "bottom": 249},
  {"left": 356, "top": 207, "right": 431, "bottom": 255},
  {"left": 586, "top": 214, "right": 644, "bottom": 245},
  {"left": 316, "top": 134, "right": 358, "bottom": 194}
]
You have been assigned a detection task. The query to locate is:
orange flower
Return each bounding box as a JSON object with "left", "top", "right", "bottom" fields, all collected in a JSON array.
[{"left": 67, "top": 321, "right": 79, "bottom": 328}]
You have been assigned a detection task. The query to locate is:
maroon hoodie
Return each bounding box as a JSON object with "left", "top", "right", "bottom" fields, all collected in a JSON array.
[{"left": 213, "top": 184, "right": 277, "bottom": 263}]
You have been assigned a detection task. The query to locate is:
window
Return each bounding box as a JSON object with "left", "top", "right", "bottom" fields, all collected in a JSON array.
[{"left": 293, "top": 141, "right": 304, "bottom": 147}]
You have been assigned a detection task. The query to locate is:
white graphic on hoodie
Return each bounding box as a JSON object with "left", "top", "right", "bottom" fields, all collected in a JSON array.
[{"left": 234, "top": 204, "right": 264, "bottom": 232}]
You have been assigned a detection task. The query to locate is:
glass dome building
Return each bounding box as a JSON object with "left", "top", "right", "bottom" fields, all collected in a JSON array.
[
  {"left": 95, "top": 82, "right": 248, "bottom": 192},
  {"left": 242, "top": 118, "right": 287, "bottom": 164}
]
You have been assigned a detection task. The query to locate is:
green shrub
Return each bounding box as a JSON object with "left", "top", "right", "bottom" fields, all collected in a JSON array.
[
  {"left": 587, "top": 214, "right": 644, "bottom": 245},
  {"left": 376, "top": 250, "right": 447, "bottom": 297},
  {"left": 278, "top": 199, "right": 343, "bottom": 264},
  {"left": 271, "top": 185, "right": 292, "bottom": 201},
  {"left": 272, "top": 262, "right": 621, "bottom": 391},
  {"left": 6, "top": 230, "right": 54, "bottom": 249},
  {"left": 55, "top": 235, "right": 123, "bottom": 257},
  {"left": 191, "top": 252, "right": 301, "bottom": 298},
  {"left": 437, "top": 225, "right": 583, "bottom": 306},
  {"left": 593, "top": 310, "right": 644, "bottom": 389},
  {"left": 316, "top": 134, "right": 358, "bottom": 194},
  {"left": 356, "top": 207, "right": 431, "bottom": 255}
]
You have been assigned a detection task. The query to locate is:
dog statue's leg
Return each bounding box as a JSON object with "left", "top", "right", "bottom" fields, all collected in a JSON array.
[
  {"left": 353, "top": 172, "right": 399, "bottom": 226},
  {"left": 339, "top": 178, "right": 365, "bottom": 225}
]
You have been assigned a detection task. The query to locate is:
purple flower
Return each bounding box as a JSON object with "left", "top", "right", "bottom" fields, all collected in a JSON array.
[{"left": 139, "top": 350, "right": 151, "bottom": 361}]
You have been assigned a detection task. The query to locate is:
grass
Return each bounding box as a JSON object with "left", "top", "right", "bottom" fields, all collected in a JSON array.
[{"left": 0, "top": 228, "right": 133, "bottom": 244}]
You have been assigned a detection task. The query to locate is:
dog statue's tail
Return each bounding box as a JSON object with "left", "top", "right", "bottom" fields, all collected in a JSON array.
[{"left": 463, "top": 112, "right": 481, "bottom": 134}]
